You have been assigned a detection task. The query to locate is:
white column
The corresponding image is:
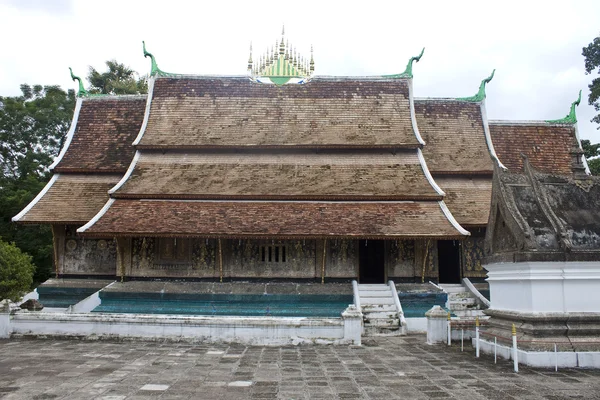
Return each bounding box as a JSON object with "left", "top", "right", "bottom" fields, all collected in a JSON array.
[
  {"left": 425, "top": 305, "right": 448, "bottom": 344},
  {"left": 342, "top": 305, "right": 363, "bottom": 346}
]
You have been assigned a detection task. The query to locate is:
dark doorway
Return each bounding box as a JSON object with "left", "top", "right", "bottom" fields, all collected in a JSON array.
[
  {"left": 359, "top": 240, "right": 385, "bottom": 283},
  {"left": 438, "top": 240, "right": 461, "bottom": 283}
]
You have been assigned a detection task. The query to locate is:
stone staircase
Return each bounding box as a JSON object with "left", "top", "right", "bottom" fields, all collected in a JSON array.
[
  {"left": 357, "top": 284, "right": 403, "bottom": 336},
  {"left": 438, "top": 283, "right": 485, "bottom": 318}
]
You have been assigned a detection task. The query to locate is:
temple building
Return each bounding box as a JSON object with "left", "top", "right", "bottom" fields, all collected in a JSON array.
[{"left": 13, "top": 32, "right": 590, "bottom": 286}]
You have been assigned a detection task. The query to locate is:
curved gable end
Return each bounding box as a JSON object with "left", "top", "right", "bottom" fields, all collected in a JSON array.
[
  {"left": 14, "top": 96, "right": 146, "bottom": 225},
  {"left": 415, "top": 99, "right": 494, "bottom": 174},
  {"left": 489, "top": 122, "right": 578, "bottom": 175},
  {"left": 54, "top": 96, "right": 146, "bottom": 173}
]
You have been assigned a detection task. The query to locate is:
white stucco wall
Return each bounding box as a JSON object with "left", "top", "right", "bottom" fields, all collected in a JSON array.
[{"left": 486, "top": 261, "right": 600, "bottom": 313}]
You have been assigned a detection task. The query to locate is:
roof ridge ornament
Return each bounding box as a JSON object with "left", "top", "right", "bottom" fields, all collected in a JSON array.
[
  {"left": 143, "top": 41, "right": 163, "bottom": 76},
  {"left": 546, "top": 90, "right": 582, "bottom": 124},
  {"left": 249, "top": 26, "right": 313, "bottom": 86},
  {"left": 69, "top": 67, "right": 88, "bottom": 97},
  {"left": 385, "top": 48, "right": 425, "bottom": 79},
  {"left": 457, "top": 69, "right": 495, "bottom": 102}
]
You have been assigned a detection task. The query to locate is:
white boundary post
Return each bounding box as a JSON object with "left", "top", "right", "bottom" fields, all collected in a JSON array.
[
  {"left": 461, "top": 329, "right": 464, "bottom": 351},
  {"left": 475, "top": 316, "right": 480, "bottom": 358},
  {"left": 555, "top": 343, "right": 558, "bottom": 372},
  {"left": 447, "top": 312, "right": 451, "bottom": 346},
  {"left": 494, "top": 337, "right": 497, "bottom": 364},
  {"left": 512, "top": 324, "right": 519, "bottom": 373}
]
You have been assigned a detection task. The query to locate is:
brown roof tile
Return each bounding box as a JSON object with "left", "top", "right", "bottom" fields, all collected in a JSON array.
[
  {"left": 415, "top": 100, "right": 493, "bottom": 174},
  {"left": 114, "top": 151, "right": 440, "bottom": 200},
  {"left": 435, "top": 177, "right": 492, "bottom": 227},
  {"left": 54, "top": 97, "right": 146, "bottom": 173},
  {"left": 15, "top": 174, "right": 120, "bottom": 224},
  {"left": 138, "top": 77, "right": 419, "bottom": 148},
  {"left": 489, "top": 123, "right": 576, "bottom": 174},
  {"left": 81, "top": 200, "right": 466, "bottom": 239}
]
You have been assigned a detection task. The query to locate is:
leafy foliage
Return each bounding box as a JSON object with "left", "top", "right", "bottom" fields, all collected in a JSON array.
[
  {"left": 87, "top": 60, "right": 148, "bottom": 95},
  {"left": 581, "top": 139, "right": 600, "bottom": 175},
  {"left": 0, "top": 85, "right": 75, "bottom": 284},
  {"left": 0, "top": 85, "right": 76, "bottom": 181},
  {"left": 583, "top": 35, "right": 600, "bottom": 128},
  {"left": 0, "top": 239, "right": 34, "bottom": 301}
]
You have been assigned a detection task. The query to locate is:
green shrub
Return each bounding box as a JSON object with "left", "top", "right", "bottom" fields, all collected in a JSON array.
[{"left": 0, "top": 239, "right": 34, "bottom": 301}]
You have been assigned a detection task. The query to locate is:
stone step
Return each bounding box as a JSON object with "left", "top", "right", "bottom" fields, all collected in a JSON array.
[
  {"left": 360, "top": 297, "right": 394, "bottom": 305},
  {"left": 364, "top": 311, "right": 398, "bottom": 319},
  {"left": 362, "top": 304, "right": 396, "bottom": 313},
  {"left": 364, "top": 318, "right": 400, "bottom": 328},
  {"left": 448, "top": 297, "right": 478, "bottom": 305},
  {"left": 452, "top": 309, "right": 485, "bottom": 318},
  {"left": 439, "top": 284, "right": 467, "bottom": 294},
  {"left": 358, "top": 290, "right": 392, "bottom": 297},
  {"left": 357, "top": 285, "right": 390, "bottom": 291},
  {"left": 364, "top": 325, "right": 402, "bottom": 336}
]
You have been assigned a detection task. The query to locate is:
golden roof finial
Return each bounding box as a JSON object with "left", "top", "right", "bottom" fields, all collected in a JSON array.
[
  {"left": 250, "top": 27, "right": 313, "bottom": 82},
  {"left": 310, "top": 44, "right": 314, "bottom": 74}
]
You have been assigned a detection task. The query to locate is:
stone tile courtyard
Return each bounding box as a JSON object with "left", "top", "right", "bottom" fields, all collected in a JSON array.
[{"left": 0, "top": 335, "right": 599, "bottom": 399}]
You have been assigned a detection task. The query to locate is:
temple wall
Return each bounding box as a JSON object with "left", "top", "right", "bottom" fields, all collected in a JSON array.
[
  {"left": 386, "top": 240, "right": 416, "bottom": 279},
  {"left": 128, "top": 238, "right": 218, "bottom": 278},
  {"left": 61, "top": 225, "right": 116, "bottom": 276},
  {"left": 325, "top": 239, "right": 358, "bottom": 278},
  {"left": 226, "top": 239, "right": 317, "bottom": 279},
  {"left": 414, "top": 239, "right": 439, "bottom": 282},
  {"left": 461, "top": 235, "right": 487, "bottom": 279}
]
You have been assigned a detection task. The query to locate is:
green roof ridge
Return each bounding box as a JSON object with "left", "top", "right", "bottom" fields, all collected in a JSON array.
[
  {"left": 69, "top": 67, "right": 89, "bottom": 97},
  {"left": 384, "top": 48, "right": 425, "bottom": 79},
  {"left": 457, "top": 70, "right": 495, "bottom": 102},
  {"left": 546, "top": 90, "right": 581, "bottom": 124}
]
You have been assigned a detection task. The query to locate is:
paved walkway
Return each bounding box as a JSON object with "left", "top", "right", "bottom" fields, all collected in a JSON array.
[{"left": 1, "top": 335, "right": 599, "bottom": 399}]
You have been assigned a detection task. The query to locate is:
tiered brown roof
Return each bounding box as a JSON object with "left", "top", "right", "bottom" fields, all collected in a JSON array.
[
  {"left": 415, "top": 99, "right": 493, "bottom": 174},
  {"left": 54, "top": 96, "right": 146, "bottom": 173},
  {"left": 81, "top": 200, "right": 466, "bottom": 239},
  {"left": 138, "top": 77, "right": 419, "bottom": 148},
  {"left": 434, "top": 177, "right": 492, "bottom": 227},
  {"left": 15, "top": 174, "right": 121, "bottom": 224},
  {"left": 14, "top": 96, "right": 145, "bottom": 226},
  {"left": 113, "top": 151, "right": 442, "bottom": 200},
  {"left": 489, "top": 122, "right": 577, "bottom": 174}
]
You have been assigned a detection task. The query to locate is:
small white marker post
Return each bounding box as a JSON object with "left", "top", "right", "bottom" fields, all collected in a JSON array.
[
  {"left": 475, "top": 316, "right": 480, "bottom": 358},
  {"left": 461, "top": 329, "right": 464, "bottom": 352},
  {"left": 494, "top": 337, "right": 497, "bottom": 364},
  {"left": 555, "top": 343, "right": 558, "bottom": 372},
  {"left": 447, "top": 312, "right": 451, "bottom": 346},
  {"left": 512, "top": 323, "right": 519, "bottom": 373}
]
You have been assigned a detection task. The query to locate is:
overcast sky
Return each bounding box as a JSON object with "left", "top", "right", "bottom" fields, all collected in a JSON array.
[{"left": 1, "top": 0, "right": 599, "bottom": 143}]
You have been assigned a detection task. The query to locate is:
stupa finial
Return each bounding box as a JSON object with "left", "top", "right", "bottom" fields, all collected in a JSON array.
[{"left": 248, "top": 42, "right": 253, "bottom": 72}]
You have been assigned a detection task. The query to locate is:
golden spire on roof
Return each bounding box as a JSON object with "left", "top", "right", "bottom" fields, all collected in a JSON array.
[
  {"left": 249, "top": 26, "right": 314, "bottom": 85},
  {"left": 247, "top": 42, "right": 253, "bottom": 72}
]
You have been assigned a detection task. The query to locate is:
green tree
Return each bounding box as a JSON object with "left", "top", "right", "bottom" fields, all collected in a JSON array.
[
  {"left": 583, "top": 35, "right": 600, "bottom": 127},
  {"left": 581, "top": 139, "right": 600, "bottom": 175},
  {"left": 582, "top": 36, "right": 600, "bottom": 176},
  {"left": 87, "top": 60, "right": 148, "bottom": 95},
  {"left": 0, "top": 85, "right": 76, "bottom": 181},
  {"left": 0, "top": 239, "right": 34, "bottom": 301},
  {"left": 0, "top": 84, "right": 75, "bottom": 285}
]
